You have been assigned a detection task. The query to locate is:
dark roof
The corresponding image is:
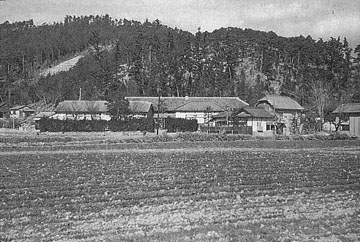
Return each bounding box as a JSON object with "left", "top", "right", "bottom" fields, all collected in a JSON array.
[
  {"left": 240, "top": 107, "right": 275, "bottom": 118},
  {"left": 55, "top": 101, "right": 108, "bottom": 113},
  {"left": 256, "top": 95, "right": 304, "bottom": 110},
  {"left": 333, "top": 103, "right": 360, "bottom": 114},
  {"left": 174, "top": 100, "right": 224, "bottom": 112},
  {"left": 10, "top": 105, "right": 35, "bottom": 112},
  {"left": 126, "top": 97, "right": 248, "bottom": 112},
  {"left": 55, "top": 100, "right": 152, "bottom": 114},
  {"left": 213, "top": 106, "right": 274, "bottom": 119},
  {"left": 128, "top": 100, "right": 153, "bottom": 113}
]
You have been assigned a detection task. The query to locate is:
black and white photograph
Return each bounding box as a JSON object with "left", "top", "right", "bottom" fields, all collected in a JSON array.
[{"left": 0, "top": 0, "right": 360, "bottom": 241}]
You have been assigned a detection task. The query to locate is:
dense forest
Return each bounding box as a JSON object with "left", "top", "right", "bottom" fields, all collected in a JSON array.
[{"left": 1, "top": 14, "right": 360, "bottom": 120}]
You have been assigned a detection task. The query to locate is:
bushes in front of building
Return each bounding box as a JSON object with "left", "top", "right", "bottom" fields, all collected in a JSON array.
[
  {"left": 37, "top": 118, "right": 154, "bottom": 132},
  {"left": 165, "top": 117, "right": 198, "bottom": 132}
]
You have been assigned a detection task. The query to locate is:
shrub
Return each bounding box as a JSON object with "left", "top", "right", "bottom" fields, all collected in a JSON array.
[
  {"left": 0, "top": 118, "right": 22, "bottom": 129},
  {"left": 328, "top": 132, "right": 353, "bottom": 140},
  {"left": 37, "top": 118, "right": 154, "bottom": 132},
  {"left": 165, "top": 117, "right": 198, "bottom": 132}
]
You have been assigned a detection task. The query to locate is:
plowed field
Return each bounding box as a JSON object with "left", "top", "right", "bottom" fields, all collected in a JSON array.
[{"left": 1, "top": 140, "right": 359, "bottom": 241}]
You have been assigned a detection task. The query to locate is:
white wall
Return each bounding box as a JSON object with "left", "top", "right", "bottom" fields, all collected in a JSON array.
[
  {"left": 247, "top": 119, "right": 274, "bottom": 136},
  {"left": 175, "top": 112, "right": 220, "bottom": 125},
  {"left": 52, "top": 113, "right": 111, "bottom": 121},
  {"left": 350, "top": 116, "right": 360, "bottom": 137}
]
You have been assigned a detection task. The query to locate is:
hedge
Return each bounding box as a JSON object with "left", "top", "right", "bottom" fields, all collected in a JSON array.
[
  {"left": 165, "top": 117, "right": 198, "bottom": 132},
  {"left": 37, "top": 118, "right": 154, "bottom": 132}
]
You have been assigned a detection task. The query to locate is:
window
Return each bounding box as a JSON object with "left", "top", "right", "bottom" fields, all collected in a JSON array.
[{"left": 341, "top": 124, "right": 349, "bottom": 131}]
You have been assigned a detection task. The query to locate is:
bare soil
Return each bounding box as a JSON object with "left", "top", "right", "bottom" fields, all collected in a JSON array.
[{"left": 0, "top": 139, "right": 359, "bottom": 241}]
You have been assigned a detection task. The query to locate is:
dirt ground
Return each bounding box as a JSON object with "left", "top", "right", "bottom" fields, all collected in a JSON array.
[{"left": 0, "top": 136, "right": 359, "bottom": 241}]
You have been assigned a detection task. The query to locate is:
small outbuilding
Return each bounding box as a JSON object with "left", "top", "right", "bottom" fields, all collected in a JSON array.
[
  {"left": 10, "top": 105, "right": 35, "bottom": 119},
  {"left": 332, "top": 103, "right": 360, "bottom": 137}
]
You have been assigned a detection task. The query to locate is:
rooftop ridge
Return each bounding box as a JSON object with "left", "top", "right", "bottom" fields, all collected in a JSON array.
[{"left": 127, "top": 96, "right": 243, "bottom": 99}]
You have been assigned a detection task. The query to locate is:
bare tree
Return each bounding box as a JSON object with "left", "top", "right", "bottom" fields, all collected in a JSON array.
[
  {"left": 85, "top": 101, "right": 100, "bottom": 120},
  {"left": 308, "top": 79, "right": 333, "bottom": 132},
  {"left": 69, "top": 101, "right": 83, "bottom": 120}
]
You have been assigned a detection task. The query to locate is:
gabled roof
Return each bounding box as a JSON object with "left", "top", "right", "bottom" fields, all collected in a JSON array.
[
  {"left": 126, "top": 97, "right": 248, "bottom": 112},
  {"left": 333, "top": 103, "right": 360, "bottom": 114},
  {"left": 128, "top": 100, "right": 153, "bottom": 113},
  {"left": 213, "top": 106, "right": 274, "bottom": 119},
  {"left": 55, "top": 101, "right": 108, "bottom": 113},
  {"left": 256, "top": 95, "right": 304, "bottom": 111},
  {"left": 10, "top": 105, "right": 35, "bottom": 112},
  {"left": 239, "top": 107, "right": 275, "bottom": 118},
  {"left": 174, "top": 100, "right": 224, "bottom": 112},
  {"left": 55, "top": 100, "right": 152, "bottom": 114}
]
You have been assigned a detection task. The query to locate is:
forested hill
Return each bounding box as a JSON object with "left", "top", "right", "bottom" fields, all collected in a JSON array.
[{"left": 1, "top": 15, "right": 360, "bottom": 113}]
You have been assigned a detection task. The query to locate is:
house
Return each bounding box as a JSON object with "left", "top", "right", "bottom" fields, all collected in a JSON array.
[
  {"left": 52, "top": 100, "right": 154, "bottom": 121},
  {"left": 126, "top": 96, "right": 248, "bottom": 125},
  {"left": 212, "top": 106, "right": 275, "bottom": 136},
  {"left": 256, "top": 95, "right": 304, "bottom": 135},
  {"left": 332, "top": 103, "right": 360, "bottom": 137},
  {"left": 10, "top": 105, "right": 35, "bottom": 119},
  {"left": 0, "top": 103, "right": 10, "bottom": 118}
]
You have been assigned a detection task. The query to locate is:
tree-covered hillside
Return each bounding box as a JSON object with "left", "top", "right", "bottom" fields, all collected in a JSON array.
[{"left": 1, "top": 15, "right": 360, "bottom": 117}]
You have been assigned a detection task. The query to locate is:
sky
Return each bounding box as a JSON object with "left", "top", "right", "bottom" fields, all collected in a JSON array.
[{"left": 1, "top": 0, "right": 360, "bottom": 48}]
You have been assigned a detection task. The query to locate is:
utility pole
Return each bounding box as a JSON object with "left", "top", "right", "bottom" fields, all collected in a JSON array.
[
  {"left": 273, "top": 101, "right": 276, "bottom": 136},
  {"left": 157, "top": 95, "right": 160, "bottom": 135},
  {"left": 157, "top": 86, "right": 161, "bottom": 135}
]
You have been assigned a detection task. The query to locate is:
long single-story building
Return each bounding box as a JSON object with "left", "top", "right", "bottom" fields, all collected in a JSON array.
[
  {"left": 126, "top": 96, "right": 248, "bottom": 125},
  {"left": 52, "top": 100, "right": 154, "bottom": 121}
]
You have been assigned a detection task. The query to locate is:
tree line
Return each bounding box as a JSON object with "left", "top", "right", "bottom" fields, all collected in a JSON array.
[{"left": 1, "top": 15, "right": 360, "bottom": 121}]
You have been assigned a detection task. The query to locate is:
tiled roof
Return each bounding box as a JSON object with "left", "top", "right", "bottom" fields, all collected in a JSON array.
[
  {"left": 174, "top": 100, "right": 224, "bottom": 112},
  {"left": 213, "top": 106, "right": 274, "bottom": 119},
  {"left": 126, "top": 97, "right": 248, "bottom": 112},
  {"left": 10, "top": 105, "right": 35, "bottom": 112},
  {"left": 240, "top": 107, "right": 274, "bottom": 118},
  {"left": 55, "top": 100, "right": 152, "bottom": 114},
  {"left": 55, "top": 101, "right": 108, "bottom": 113},
  {"left": 128, "top": 100, "right": 153, "bottom": 113},
  {"left": 333, "top": 103, "right": 360, "bottom": 114},
  {"left": 256, "top": 95, "right": 304, "bottom": 110}
]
